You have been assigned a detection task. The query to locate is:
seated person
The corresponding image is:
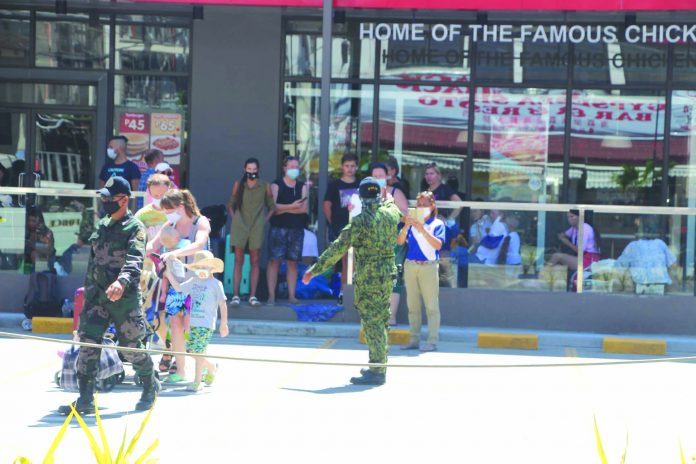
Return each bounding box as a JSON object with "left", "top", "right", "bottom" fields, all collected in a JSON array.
[
  {"left": 550, "top": 209, "right": 601, "bottom": 271},
  {"left": 616, "top": 218, "right": 676, "bottom": 294},
  {"left": 24, "top": 207, "right": 56, "bottom": 273},
  {"left": 470, "top": 209, "right": 508, "bottom": 265}
]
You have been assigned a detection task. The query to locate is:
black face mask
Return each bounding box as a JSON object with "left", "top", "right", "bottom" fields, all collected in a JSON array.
[
  {"left": 244, "top": 171, "right": 259, "bottom": 180},
  {"left": 102, "top": 200, "right": 122, "bottom": 216}
]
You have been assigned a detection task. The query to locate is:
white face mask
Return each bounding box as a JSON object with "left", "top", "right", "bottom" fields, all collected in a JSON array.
[
  {"left": 107, "top": 148, "right": 117, "bottom": 160},
  {"left": 151, "top": 198, "right": 162, "bottom": 208},
  {"left": 166, "top": 211, "right": 181, "bottom": 225},
  {"left": 418, "top": 207, "right": 431, "bottom": 221},
  {"left": 196, "top": 269, "right": 210, "bottom": 279}
]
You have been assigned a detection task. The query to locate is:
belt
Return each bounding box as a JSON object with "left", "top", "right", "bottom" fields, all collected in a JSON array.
[{"left": 406, "top": 259, "right": 437, "bottom": 265}]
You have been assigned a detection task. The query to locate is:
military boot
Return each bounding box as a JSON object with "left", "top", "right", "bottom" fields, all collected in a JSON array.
[
  {"left": 135, "top": 372, "right": 161, "bottom": 411},
  {"left": 58, "top": 374, "right": 96, "bottom": 415},
  {"left": 350, "top": 369, "right": 386, "bottom": 385}
]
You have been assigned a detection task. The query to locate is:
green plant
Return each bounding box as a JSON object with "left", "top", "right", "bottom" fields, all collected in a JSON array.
[
  {"left": 14, "top": 395, "right": 158, "bottom": 464},
  {"left": 594, "top": 415, "right": 628, "bottom": 464}
]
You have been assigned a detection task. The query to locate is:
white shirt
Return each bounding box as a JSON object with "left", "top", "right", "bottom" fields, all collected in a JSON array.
[{"left": 475, "top": 217, "right": 508, "bottom": 265}]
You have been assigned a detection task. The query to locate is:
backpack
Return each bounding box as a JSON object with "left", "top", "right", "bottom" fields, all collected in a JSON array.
[{"left": 24, "top": 271, "right": 61, "bottom": 319}]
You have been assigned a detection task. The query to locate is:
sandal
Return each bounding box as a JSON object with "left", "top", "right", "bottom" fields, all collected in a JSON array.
[
  {"left": 204, "top": 364, "right": 218, "bottom": 386},
  {"left": 186, "top": 382, "right": 203, "bottom": 392},
  {"left": 163, "top": 373, "right": 186, "bottom": 383},
  {"left": 158, "top": 355, "right": 172, "bottom": 373},
  {"left": 249, "top": 297, "right": 261, "bottom": 308},
  {"left": 400, "top": 342, "right": 420, "bottom": 350},
  {"left": 231, "top": 296, "right": 241, "bottom": 307},
  {"left": 169, "top": 361, "right": 177, "bottom": 375}
]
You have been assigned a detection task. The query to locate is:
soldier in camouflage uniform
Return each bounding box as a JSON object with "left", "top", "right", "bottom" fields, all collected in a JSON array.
[
  {"left": 303, "top": 177, "right": 401, "bottom": 385},
  {"left": 59, "top": 176, "right": 159, "bottom": 415}
]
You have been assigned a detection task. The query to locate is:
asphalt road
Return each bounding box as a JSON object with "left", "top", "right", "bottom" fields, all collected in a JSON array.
[{"left": 2, "top": 330, "right": 696, "bottom": 464}]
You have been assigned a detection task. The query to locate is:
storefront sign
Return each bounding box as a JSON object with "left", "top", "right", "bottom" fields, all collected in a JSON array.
[
  {"left": 150, "top": 113, "right": 182, "bottom": 165},
  {"left": 119, "top": 112, "right": 150, "bottom": 158},
  {"left": 360, "top": 23, "right": 696, "bottom": 44}
]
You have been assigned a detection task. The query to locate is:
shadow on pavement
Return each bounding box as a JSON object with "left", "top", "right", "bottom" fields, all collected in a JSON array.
[{"left": 281, "top": 384, "right": 383, "bottom": 395}]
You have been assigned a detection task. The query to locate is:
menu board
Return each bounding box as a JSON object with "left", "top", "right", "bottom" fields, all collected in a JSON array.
[
  {"left": 119, "top": 112, "right": 150, "bottom": 158},
  {"left": 150, "top": 113, "right": 182, "bottom": 164}
]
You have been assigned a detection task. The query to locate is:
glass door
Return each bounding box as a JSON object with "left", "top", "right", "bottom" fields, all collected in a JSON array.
[
  {"left": 28, "top": 111, "right": 96, "bottom": 276},
  {"left": 0, "top": 109, "right": 29, "bottom": 274}
]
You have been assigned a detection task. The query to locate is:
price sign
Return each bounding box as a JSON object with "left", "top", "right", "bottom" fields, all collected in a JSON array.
[
  {"left": 119, "top": 112, "right": 150, "bottom": 159},
  {"left": 150, "top": 113, "right": 182, "bottom": 165}
]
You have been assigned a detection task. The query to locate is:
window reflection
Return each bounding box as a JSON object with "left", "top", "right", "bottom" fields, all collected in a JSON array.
[
  {"left": 0, "top": 12, "right": 30, "bottom": 66},
  {"left": 472, "top": 88, "right": 565, "bottom": 203},
  {"left": 669, "top": 90, "right": 696, "bottom": 208},
  {"left": 568, "top": 90, "right": 665, "bottom": 206},
  {"left": 378, "top": 84, "right": 468, "bottom": 200},
  {"left": 35, "top": 20, "right": 109, "bottom": 68},
  {"left": 116, "top": 25, "right": 189, "bottom": 72}
]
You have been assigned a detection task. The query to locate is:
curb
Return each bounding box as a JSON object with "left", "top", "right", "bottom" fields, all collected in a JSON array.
[{"left": 2, "top": 312, "right": 695, "bottom": 356}]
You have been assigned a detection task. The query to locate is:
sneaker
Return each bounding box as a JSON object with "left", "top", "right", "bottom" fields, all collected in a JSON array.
[
  {"left": 186, "top": 382, "right": 203, "bottom": 392},
  {"left": 21, "top": 318, "right": 32, "bottom": 331},
  {"left": 230, "top": 296, "right": 241, "bottom": 307},
  {"left": 337, "top": 293, "right": 343, "bottom": 305}
]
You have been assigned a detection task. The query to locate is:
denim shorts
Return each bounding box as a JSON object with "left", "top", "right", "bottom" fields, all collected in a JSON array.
[{"left": 269, "top": 227, "right": 304, "bottom": 261}]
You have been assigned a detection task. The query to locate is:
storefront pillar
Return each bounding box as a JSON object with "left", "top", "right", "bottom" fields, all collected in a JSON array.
[{"left": 317, "top": 0, "right": 333, "bottom": 251}]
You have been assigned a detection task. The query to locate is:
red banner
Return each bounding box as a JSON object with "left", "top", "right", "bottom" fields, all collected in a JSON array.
[{"left": 133, "top": 0, "right": 694, "bottom": 10}]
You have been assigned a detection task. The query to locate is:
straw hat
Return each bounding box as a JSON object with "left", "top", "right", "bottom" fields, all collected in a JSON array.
[{"left": 184, "top": 250, "right": 224, "bottom": 274}]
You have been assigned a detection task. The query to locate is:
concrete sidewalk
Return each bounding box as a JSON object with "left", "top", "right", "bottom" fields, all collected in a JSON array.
[{"left": 2, "top": 310, "right": 696, "bottom": 356}]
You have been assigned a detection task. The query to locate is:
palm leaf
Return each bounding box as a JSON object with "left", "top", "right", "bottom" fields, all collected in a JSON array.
[
  {"left": 620, "top": 433, "right": 628, "bottom": 464},
  {"left": 133, "top": 438, "right": 159, "bottom": 464},
  {"left": 42, "top": 410, "right": 75, "bottom": 464},
  {"left": 94, "top": 396, "right": 111, "bottom": 463},
  {"left": 124, "top": 401, "right": 156, "bottom": 461},
  {"left": 593, "top": 415, "right": 608, "bottom": 464},
  {"left": 679, "top": 440, "right": 686, "bottom": 464},
  {"left": 114, "top": 427, "right": 128, "bottom": 463},
  {"left": 71, "top": 405, "right": 104, "bottom": 462}
]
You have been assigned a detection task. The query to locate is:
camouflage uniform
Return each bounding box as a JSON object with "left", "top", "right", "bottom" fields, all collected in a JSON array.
[
  {"left": 308, "top": 197, "right": 401, "bottom": 374},
  {"left": 77, "top": 211, "right": 154, "bottom": 378}
]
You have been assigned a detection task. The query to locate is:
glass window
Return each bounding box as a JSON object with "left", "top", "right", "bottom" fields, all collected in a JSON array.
[
  {"left": 116, "top": 15, "right": 190, "bottom": 26},
  {"left": 0, "top": 10, "right": 30, "bottom": 66},
  {"left": 669, "top": 90, "right": 696, "bottom": 208},
  {"left": 379, "top": 23, "right": 470, "bottom": 82},
  {"left": 282, "top": 82, "right": 320, "bottom": 228},
  {"left": 472, "top": 88, "right": 565, "bottom": 203},
  {"left": 36, "top": 20, "right": 110, "bottom": 68},
  {"left": 378, "top": 84, "right": 469, "bottom": 200},
  {"left": 285, "top": 21, "right": 375, "bottom": 78},
  {"left": 568, "top": 89, "right": 665, "bottom": 206},
  {"left": 573, "top": 41, "right": 667, "bottom": 86},
  {"left": 114, "top": 75, "right": 188, "bottom": 169},
  {"left": 328, "top": 84, "right": 373, "bottom": 177},
  {"left": 0, "top": 82, "right": 96, "bottom": 106},
  {"left": 673, "top": 44, "right": 696, "bottom": 87},
  {"left": 582, "top": 212, "right": 692, "bottom": 296},
  {"left": 116, "top": 25, "right": 189, "bottom": 72},
  {"left": 475, "top": 26, "right": 568, "bottom": 84}
]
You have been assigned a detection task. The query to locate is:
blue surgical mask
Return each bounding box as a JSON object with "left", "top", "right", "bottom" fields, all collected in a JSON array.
[
  {"left": 287, "top": 168, "right": 300, "bottom": 180},
  {"left": 107, "top": 148, "right": 117, "bottom": 160},
  {"left": 375, "top": 178, "right": 387, "bottom": 188}
]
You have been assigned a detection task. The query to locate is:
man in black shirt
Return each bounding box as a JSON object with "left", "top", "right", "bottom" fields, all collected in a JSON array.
[
  {"left": 99, "top": 135, "right": 141, "bottom": 192},
  {"left": 323, "top": 153, "right": 360, "bottom": 304}
]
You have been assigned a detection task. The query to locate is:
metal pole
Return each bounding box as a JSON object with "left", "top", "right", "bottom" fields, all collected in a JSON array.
[
  {"left": 576, "top": 209, "right": 585, "bottom": 294},
  {"left": 317, "top": 0, "right": 333, "bottom": 253}
]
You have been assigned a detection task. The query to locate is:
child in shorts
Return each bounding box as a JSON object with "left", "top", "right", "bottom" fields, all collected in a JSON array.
[
  {"left": 164, "top": 250, "right": 229, "bottom": 392},
  {"left": 158, "top": 225, "right": 192, "bottom": 382}
]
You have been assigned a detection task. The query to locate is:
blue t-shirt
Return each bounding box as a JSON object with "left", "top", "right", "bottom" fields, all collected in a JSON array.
[
  {"left": 405, "top": 216, "right": 446, "bottom": 262},
  {"left": 99, "top": 160, "right": 142, "bottom": 185}
]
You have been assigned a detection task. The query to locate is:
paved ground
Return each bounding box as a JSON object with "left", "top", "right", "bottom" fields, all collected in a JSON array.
[{"left": 2, "top": 329, "right": 696, "bottom": 463}]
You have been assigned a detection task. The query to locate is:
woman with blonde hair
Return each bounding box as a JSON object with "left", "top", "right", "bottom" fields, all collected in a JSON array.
[
  {"left": 146, "top": 188, "right": 211, "bottom": 382},
  {"left": 398, "top": 191, "right": 446, "bottom": 352}
]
